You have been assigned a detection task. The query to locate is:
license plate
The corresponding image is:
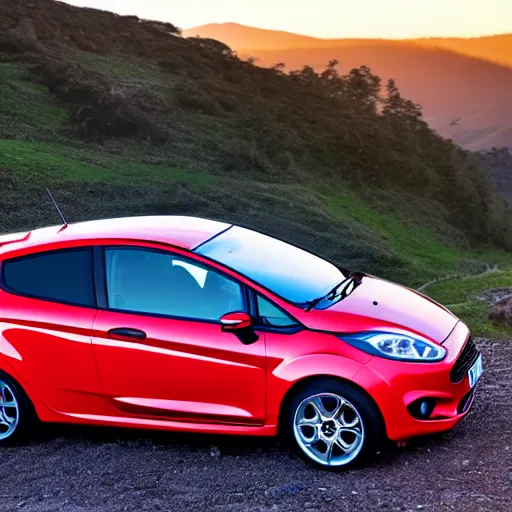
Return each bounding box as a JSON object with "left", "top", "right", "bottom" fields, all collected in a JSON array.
[{"left": 468, "top": 354, "right": 484, "bottom": 388}]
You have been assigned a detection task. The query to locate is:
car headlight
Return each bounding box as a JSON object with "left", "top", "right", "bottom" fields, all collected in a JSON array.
[{"left": 339, "top": 332, "right": 446, "bottom": 362}]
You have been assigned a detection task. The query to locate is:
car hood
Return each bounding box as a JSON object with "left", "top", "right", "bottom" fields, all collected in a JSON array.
[{"left": 299, "top": 276, "right": 458, "bottom": 343}]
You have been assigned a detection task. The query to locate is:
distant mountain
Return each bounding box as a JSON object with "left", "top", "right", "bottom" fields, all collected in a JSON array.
[
  {"left": 184, "top": 24, "right": 512, "bottom": 67},
  {"left": 183, "top": 22, "right": 325, "bottom": 50},
  {"left": 443, "top": 103, "right": 512, "bottom": 150},
  {"left": 417, "top": 35, "right": 512, "bottom": 69},
  {"left": 184, "top": 24, "right": 512, "bottom": 149}
]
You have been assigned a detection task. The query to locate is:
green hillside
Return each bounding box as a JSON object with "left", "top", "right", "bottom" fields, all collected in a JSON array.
[{"left": 1, "top": 0, "right": 511, "bottom": 336}]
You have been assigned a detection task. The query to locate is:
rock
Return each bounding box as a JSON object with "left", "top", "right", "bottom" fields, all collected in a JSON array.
[
  {"left": 210, "top": 445, "right": 221, "bottom": 458},
  {"left": 489, "top": 294, "right": 512, "bottom": 326}
]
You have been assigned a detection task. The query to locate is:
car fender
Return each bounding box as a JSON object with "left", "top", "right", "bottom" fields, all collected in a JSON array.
[{"left": 266, "top": 353, "right": 367, "bottom": 426}]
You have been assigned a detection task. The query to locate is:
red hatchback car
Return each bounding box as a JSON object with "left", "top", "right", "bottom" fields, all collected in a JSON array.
[{"left": 0, "top": 216, "right": 483, "bottom": 468}]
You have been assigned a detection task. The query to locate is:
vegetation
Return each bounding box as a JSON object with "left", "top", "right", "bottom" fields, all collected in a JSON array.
[
  {"left": 0, "top": 0, "right": 511, "bottom": 335},
  {"left": 427, "top": 270, "right": 512, "bottom": 339},
  {"left": 477, "top": 147, "right": 512, "bottom": 200}
]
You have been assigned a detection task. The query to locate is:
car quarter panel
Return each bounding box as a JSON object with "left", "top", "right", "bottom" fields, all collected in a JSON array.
[{"left": 0, "top": 291, "right": 104, "bottom": 418}]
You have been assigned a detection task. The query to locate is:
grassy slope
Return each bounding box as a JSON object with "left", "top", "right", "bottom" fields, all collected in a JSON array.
[
  {"left": 1, "top": 56, "right": 511, "bottom": 337},
  {"left": 427, "top": 270, "right": 512, "bottom": 339}
]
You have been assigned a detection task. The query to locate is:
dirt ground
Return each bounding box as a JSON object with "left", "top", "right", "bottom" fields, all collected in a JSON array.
[{"left": 1, "top": 339, "right": 510, "bottom": 512}]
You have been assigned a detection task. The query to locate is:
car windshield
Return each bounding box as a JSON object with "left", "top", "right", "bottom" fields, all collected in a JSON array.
[{"left": 195, "top": 226, "right": 345, "bottom": 304}]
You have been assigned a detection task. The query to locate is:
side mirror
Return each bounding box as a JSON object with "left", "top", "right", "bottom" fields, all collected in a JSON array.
[{"left": 220, "top": 311, "right": 253, "bottom": 332}]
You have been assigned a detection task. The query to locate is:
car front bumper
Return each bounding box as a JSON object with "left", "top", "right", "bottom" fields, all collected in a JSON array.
[{"left": 352, "top": 321, "right": 481, "bottom": 441}]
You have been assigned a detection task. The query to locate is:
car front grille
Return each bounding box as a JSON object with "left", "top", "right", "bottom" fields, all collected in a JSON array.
[{"left": 450, "top": 337, "right": 479, "bottom": 383}]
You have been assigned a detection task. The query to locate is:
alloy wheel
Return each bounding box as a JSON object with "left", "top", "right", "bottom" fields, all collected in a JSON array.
[
  {"left": 0, "top": 380, "right": 19, "bottom": 440},
  {"left": 293, "top": 392, "right": 365, "bottom": 467}
]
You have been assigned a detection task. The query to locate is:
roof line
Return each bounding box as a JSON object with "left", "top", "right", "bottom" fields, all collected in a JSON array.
[{"left": 191, "top": 224, "right": 233, "bottom": 252}]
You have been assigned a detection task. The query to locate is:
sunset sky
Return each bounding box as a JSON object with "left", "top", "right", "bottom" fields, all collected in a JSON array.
[{"left": 62, "top": 0, "right": 512, "bottom": 39}]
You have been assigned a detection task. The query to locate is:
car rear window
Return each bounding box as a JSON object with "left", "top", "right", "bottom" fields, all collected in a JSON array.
[{"left": 1, "top": 247, "right": 95, "bottom": 307}]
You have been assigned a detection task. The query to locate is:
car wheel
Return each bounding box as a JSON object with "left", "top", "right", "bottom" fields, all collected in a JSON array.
[
  {"left": 286, "top": 378, "right": 383, "bottom": 469},
  {"left": 0, "top": 372, "right": 36, "bottom": 446}
]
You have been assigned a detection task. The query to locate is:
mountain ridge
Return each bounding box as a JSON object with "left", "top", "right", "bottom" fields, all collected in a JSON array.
[
  {"left": 184, "top": 23, "right": 512, "bottom": 149},
  {"left": 184, "top": 23, "right": 512, "bottom": 65}
]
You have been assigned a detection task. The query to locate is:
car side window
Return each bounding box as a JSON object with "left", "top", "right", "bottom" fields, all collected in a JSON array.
[
  {"left": 256, "top": 295, "right": 298, "bottom": 328},
  {"left": 1, "top": 247, "right": 95, "bottom": 307},
  {"left": 104, "top": 247, "right": 245, "bottom": 321}
]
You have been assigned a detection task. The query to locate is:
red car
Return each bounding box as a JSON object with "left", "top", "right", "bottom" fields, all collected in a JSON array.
[{"left": 0, "top": 216, "right": 483, "bottom": 468}]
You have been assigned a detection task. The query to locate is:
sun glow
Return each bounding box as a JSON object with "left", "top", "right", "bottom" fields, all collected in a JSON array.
[{"left": 62, "top": 0, "right": 512, "bottom": 39}]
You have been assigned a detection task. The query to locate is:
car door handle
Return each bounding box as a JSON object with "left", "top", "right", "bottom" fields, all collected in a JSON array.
[{"left": 108, "top": 328, "right": 147, "bottom": 341}]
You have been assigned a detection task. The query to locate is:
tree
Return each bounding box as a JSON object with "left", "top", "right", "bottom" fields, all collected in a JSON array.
[
  {"left": 320, "top": 59, "right": 339, "bottom": 82},
  {"left": 270, "top": 62, "right": 286, "bottom": 75},
  {"left": 344, "top": 66, "right": 381, "bottom": 114},
  {"left": 382, "top": 78, "right": 424, "bottom": 128},
  {"left": 289, "top": 65, "right": 319, "bottom": 85}
]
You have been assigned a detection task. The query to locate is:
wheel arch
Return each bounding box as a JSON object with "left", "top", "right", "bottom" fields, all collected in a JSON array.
[
  {"left": 0, "top": 358, "right": 41, "bottom": 419},
  {"left": 276, "top": 374, "right": 386, "bottom": 439},
  {"left": 0, "top": 365, "right": 40, "bottom": 420}
]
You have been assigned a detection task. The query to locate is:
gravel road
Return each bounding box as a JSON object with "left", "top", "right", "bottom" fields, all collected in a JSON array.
[{"left": 1, "top": 339, "right": 510, "bottom": 512}]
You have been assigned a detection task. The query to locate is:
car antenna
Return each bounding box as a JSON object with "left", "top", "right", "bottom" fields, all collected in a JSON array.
[{"left": 46, "top": 188, "right": 68, "bottom": 231}]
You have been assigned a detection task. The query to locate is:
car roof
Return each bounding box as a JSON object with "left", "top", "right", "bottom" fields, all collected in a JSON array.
[{"left": 0, "top": 216, "right": 231, "bottom": 255}]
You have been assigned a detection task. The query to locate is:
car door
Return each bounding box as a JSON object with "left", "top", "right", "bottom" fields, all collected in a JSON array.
[{"left": 91, "top": 244, "right": 266, "bottom": 425}]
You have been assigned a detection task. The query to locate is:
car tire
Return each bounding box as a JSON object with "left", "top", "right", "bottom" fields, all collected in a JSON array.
[
  {"left": 285, "top": 378, "right": 384, "bottom": 469},
  {"left": 0, "top": 371, "right": 37, "bottom": 446}
]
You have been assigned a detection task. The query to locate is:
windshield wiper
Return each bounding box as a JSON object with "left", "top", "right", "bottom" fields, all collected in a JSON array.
[{"left": 304, "top": 272, "right": 364, "bottom": 312}]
